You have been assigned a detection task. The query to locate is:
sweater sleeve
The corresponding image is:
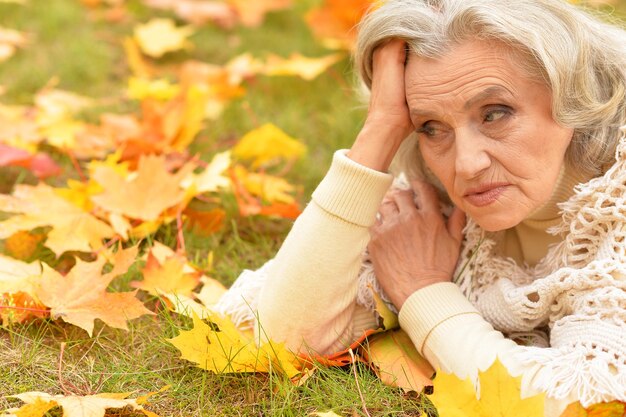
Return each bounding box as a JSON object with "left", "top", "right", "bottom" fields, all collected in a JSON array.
[
  {"left": 399, "top": 283, "right": 577, "bottom": 417},
  {"left": 256, "top": 150, "right": 393, "bottom": 354}
]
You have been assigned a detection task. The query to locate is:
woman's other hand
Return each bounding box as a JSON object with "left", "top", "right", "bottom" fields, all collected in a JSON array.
[
  {"left": 368, "top": 181, "right": 467, "bottom": 310},
  {"left": 347, "top": 39, "right": 414, "bottom": 172}
]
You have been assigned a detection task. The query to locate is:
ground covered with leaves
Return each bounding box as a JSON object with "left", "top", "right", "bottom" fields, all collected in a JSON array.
[{"left": 1, "top": 1, "right": 625, "bottom": 417}]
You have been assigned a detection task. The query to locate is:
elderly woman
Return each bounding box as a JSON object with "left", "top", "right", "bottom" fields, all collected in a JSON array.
[{"left": 216, "top": 0, "right": 626, "bottom": 414}]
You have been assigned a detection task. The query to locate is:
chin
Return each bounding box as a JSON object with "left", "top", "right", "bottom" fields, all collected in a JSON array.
[{"left": 472, "top": 213, "right": 523, "bottom": 232}]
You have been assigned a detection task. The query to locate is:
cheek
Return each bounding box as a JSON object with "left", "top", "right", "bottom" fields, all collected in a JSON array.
[{"left": 419, "top": 143, "right": 456, "bottom": 190}]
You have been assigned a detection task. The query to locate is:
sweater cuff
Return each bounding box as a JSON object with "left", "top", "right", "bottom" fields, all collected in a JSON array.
[
  {"left": 399, "top": 282, "right": 480, "bottom": 353},
  {"left": 312, "top": 150, "right": 393, "bottom": 227}
]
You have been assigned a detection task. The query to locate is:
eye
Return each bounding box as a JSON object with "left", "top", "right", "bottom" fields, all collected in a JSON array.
[
  {"left": 417, "top": 121, "right": 436, "bottom": 136},
  {"left": 416, "top": 121, "right": 445, "bottom": 137},
  {"left": 483, "top": 106, "right": 510, "bottom": 123}
]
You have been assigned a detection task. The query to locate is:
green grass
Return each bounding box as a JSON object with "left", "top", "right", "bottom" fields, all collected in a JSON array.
[
  {"left": 1, "top": 0, "right": 625, "bottom": 415},
  {"left": 0, "top": 0, "right": 413, "bottom": 415}
]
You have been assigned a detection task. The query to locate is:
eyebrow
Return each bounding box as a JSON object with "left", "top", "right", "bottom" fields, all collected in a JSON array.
[
  {"left": 463, "top": 85, "right": 514, "bottom": 110},
  {"left": 410, "top": 85, "right": 514, "bottom": 119}
]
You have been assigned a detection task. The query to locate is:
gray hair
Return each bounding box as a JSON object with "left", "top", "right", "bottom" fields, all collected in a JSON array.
[{"left": 355, "top": 0, "right": 626, "bottom": 180}]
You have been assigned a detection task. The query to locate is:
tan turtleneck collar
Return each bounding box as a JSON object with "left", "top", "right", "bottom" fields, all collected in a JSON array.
[{"left": 500, "top": 162, "right": 592, "bottom": 266}]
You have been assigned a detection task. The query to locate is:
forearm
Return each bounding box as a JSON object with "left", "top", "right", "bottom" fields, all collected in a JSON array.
[
  {"left": 398, "top": 283, "right": 577, "bottom": 417},
  {"left": 256, "top": 150, "right": 392, "bottom": 354}
]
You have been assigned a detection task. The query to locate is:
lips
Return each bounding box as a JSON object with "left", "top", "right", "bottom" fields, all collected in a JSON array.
[{"left": 463, "top": 183, "right": 510, "bottom": 207}]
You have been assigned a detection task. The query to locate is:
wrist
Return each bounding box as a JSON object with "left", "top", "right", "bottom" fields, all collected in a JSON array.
[
  {"left": 348, "top": 121, "right": 410, "bottom": 171},
  {"left": 393, "top": 274, "right": 452, "bottom": 310}
]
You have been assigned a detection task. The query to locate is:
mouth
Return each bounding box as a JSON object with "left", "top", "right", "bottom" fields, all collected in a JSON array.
[{"left": 463, "top": 183, "right": 510, "bottom": 207}]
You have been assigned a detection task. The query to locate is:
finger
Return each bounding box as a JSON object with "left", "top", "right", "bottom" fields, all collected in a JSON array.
[
  {"left": 378, "top": 199, "right": 399, "bottom": 220},
  {"left": 447, "top": 207, "right": 467, "bottom": 244},
  {"left": 373, "top": 39, "right": 407, "bottom": 71},
  {"left": 391, "top": 189, "right": 418, "bottom": 213},
  {"left": 411, "top": 181, "right": 440, "bottom": 212}
]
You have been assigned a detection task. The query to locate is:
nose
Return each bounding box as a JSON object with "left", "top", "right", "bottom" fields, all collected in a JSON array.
[{"left": 454, "top": 127, "right": 491, "bottom": 180}]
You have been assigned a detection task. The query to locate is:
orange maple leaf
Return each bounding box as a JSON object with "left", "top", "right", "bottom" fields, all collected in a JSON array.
[
  {"left": 560, "top": 400, "right": 626, "bottom": 417},
  {"left": 91, "top": 154, "right": 194, "bottom": 221},
  {"left": 229, "top": 0, "right": 292, "bottom": 27},
  {"left": 306, "top": 0, "right": 377, "bottom": 49},
  {"left": 183, "top": 207, "right": 226, "bottom": 236},
  {"left": 133, "top": 251, "right": 201, "bottom": 297},
  {"left": 35, "top": 247, "right": 152, "bottom": 336},
  {"left": 363, "top": 329, "right": 434, "bottom": 393}
]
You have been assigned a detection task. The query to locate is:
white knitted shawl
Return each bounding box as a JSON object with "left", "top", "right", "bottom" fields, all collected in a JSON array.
[{"left": 216, "top": 128, "right": 626, "bottom": 406}]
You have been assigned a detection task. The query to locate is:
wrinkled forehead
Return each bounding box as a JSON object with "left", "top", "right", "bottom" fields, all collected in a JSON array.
[
  {"left": 404, "top": 40, "right": 548, "bottom": 110},
  {"left": 407, "top": 38, "right": 548, "bottom": 95}
]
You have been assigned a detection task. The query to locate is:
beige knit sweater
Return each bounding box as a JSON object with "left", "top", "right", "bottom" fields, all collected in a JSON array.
[{"left": 215, "top": 128, "right": 626, "bottom": 415}]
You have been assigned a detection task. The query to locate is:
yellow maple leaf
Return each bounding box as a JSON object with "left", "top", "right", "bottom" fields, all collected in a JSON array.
[
  {"left": 8, "top": 390, "right": 163, "bottom": 417},
  {"left": 87, "top": 151, "right": 129, "bottom": 177},
  {"left": 35, "top": 248, "right": 152, "bottom": 336},
  {"left": 128, "top": 77, "right": 180, "bottom": 101},
  {"left": 194, "top": 276, "right": 228, "bottom": 308},
  {"left": 233, "top": 165, "right": 297, "bottom": 204},
  {"left": 169, "top": 312, "right": 302, "bottom": 378},
  {"left": 178, "top": 60, "right": 246, "bottom": 120},
  {"left": 263, "top": 52, "right": 344, "bottom": 81},
  {"left": 91, "top": 154, "right": 194, "bottom": 221},
  {"left": 54, "top": 179, "right": 103, "bottom": 212},
  {"left": 34, "top": 89, "right": 92, "bottom": 148},
  {"left": 429, "top": 358, "right": 546, "bottom": 417},
  {"left": 0, "top": 184, "right": 115, "bottom": 255},
  {"left": 0, "top": 254, "right": 42, "bottom": 301},
  {"left": 164, "top": 84, "right": 209, "bottom": 151},
  {"left": 311, "top": 412, "right": 344, "bottom": 417},
  {"left": 134, "top": 18, "right": 194, "bottom": 58},
  {"left": 182, "top": 151, "right": 231, "bottom": 195},
  {"left": 232, "top": 123, "right": 306, "bottom": 168}
]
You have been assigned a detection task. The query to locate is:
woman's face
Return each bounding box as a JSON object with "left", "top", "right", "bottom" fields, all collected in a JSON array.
[{"left": 405, "top": 40, "right": 573, "bottom": 232}]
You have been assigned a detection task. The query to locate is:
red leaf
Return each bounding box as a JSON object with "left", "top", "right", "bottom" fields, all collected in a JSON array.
[{"left": 0, "top": 144, "right": 62, "bottom": 179}]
